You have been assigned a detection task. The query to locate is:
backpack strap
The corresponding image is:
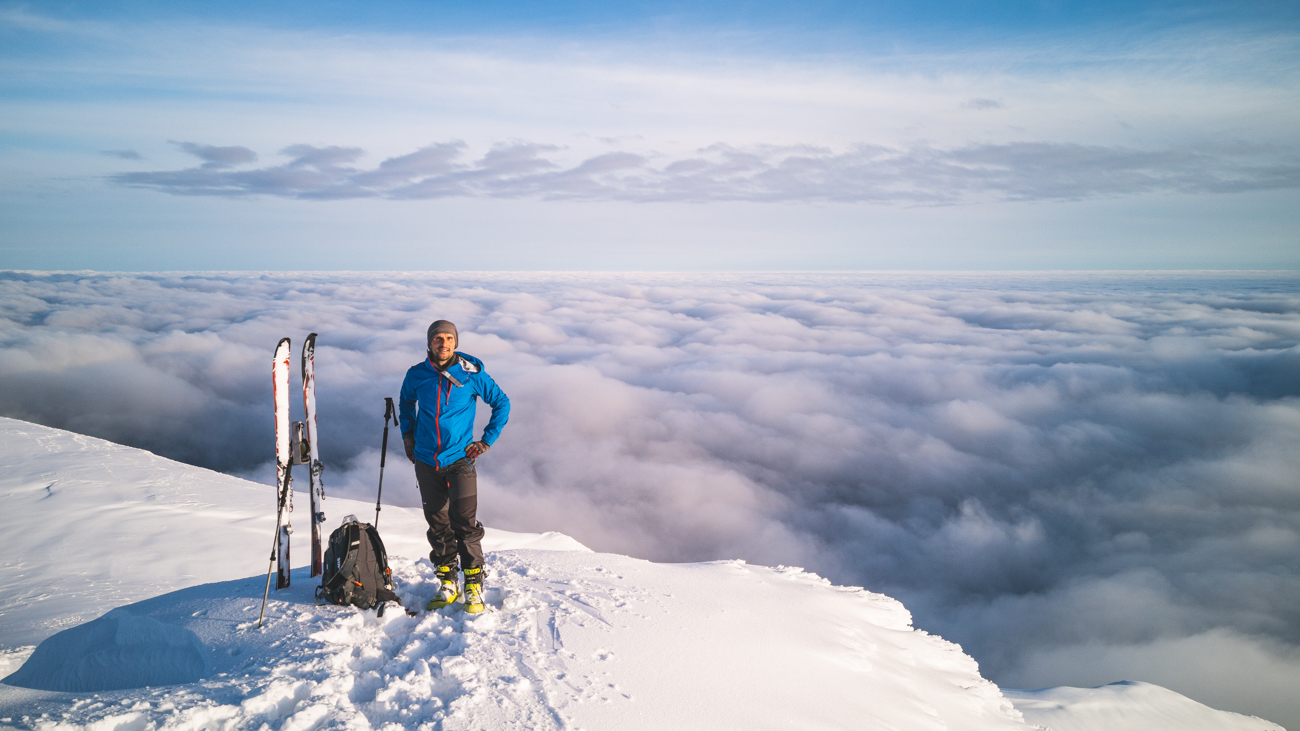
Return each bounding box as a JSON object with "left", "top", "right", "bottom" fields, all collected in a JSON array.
[
  {"left": 366, "top": 525, "right": 390, "bottom": 562},
  {"left": 361, "top": 525, "right": 397, "bottom": 589},
  {"left": 374, "top": 587, "right": 410, "bottom": 617},
  {"left": 362, "top": 525, "right": 408, "bottom": 615}
]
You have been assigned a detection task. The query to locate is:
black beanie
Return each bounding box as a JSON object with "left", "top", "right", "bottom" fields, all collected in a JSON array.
[{"left": 427, "top": 320, "right": 458, "bottom": 345}]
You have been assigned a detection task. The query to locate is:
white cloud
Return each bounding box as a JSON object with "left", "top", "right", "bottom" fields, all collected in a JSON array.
[{"left": 1, "top": 271, "right": 1298, "bottom": 727}]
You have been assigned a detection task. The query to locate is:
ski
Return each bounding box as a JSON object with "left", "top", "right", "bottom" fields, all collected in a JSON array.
[
  {"left": 274, "top": 338, "right": 293, "bottom": 591},
  {"left": 302, "top": 333, "right": 326, "bottom": 578},
  {"left": 277, "top": 524, "right": 291, "bottom": 588},
  {"left": 259, "top": 337, "right": 294, "bottom": 628}
]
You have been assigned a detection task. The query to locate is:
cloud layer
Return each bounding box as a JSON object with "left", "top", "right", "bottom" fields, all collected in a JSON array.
[
  {"left": 110, "top": 140, "right": 1300, "bottom": 204},
  {"left": 1, "top": 271, "right": 1298, "bottom": 724}
]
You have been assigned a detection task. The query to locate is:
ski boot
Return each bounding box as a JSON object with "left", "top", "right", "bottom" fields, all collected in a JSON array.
[
  {"left": 463, "top": 566, "right": 486, "bottom": 614},
  {"left": 426, "top": 564, "right": 460, "bottom": 610}
]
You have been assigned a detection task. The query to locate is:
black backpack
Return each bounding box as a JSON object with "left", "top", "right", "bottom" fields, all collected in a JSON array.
[{"left": 316, "top": 517, "right": 405, "bottom": 616}]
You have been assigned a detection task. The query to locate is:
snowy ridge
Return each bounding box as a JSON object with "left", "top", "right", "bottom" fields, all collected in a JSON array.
[
  {"left": 1005, "top": 682, "right": 1284, "bottom": 731},
  {"left": 0, "top": 417, "right": 1284, "bottom": 730}
]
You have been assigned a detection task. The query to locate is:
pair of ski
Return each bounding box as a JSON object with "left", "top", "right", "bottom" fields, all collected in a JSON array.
[{"left": 258, "top": 334, "right": 326, "bottom": 628}]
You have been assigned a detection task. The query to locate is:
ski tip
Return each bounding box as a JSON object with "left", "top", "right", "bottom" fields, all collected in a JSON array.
[{"left": 302, "top": 334, "right": 317, "bottom": 370}]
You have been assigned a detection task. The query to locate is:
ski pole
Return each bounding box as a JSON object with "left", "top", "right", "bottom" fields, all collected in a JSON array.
[
  {"left": 375, "top": 397, "right": 398, "bottom": 527},
  {"left": 258, "top": 468, "right": 292, "bottom": 628}
]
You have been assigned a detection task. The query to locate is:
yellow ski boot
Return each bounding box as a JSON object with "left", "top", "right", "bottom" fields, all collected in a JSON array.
[
  {"left": 425, "top": 564, "right": 459, "bottom": 610},
  {"left": 463, "top": 567, "right": 486, "bottom": 614}
]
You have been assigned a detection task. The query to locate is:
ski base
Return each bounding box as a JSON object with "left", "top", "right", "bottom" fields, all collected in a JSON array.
[{"left": 276, "top": 524, "right": 291, "bottom": 589}]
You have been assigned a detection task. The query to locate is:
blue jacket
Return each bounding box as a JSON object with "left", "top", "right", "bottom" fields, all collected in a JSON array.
[{"left": 399, "top": 352, "right": 510, "bottom": 469}]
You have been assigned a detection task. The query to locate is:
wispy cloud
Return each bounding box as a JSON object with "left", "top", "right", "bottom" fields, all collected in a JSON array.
[
  {"left": 111, "top": 140, "right": 1300, "bottom": 204},
  {"left": 99, "top": 149, "right": 143, "bottom": 160},
  {"left": 0, "top": 6, "right": 115, "bottom": 37},
  {"left": 172, "top": 142, "right": 257, "bottom": 169}
]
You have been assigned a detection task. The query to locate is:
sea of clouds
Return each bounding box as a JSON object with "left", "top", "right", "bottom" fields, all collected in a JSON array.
[{"left": 1, "top": 271, "right": 1297, "bottom": 723}]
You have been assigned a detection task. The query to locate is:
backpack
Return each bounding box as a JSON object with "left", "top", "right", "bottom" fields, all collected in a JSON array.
[{"left": 316, "top": 516, "right": 405, "bottom": 616}]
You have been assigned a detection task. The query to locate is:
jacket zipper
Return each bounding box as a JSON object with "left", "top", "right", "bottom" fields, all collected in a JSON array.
[{"left": 434, "top": 370, "right": 444, "bottom": 468}]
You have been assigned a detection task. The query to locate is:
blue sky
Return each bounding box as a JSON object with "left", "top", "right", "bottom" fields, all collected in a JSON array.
[
  {"left": 1, "top": 0, "right": 1297, "bottom": 270},
  {"left": 22, "top": 0, "right": 1300, "bottom": 44}
]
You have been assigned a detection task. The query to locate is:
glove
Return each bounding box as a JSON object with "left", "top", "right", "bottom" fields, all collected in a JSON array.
[
  {"left": 465, "top": 441, "right": 490, "bottom": 459},
  {"left": 403, "top": 434, "right": 415, "bottom": 464}
]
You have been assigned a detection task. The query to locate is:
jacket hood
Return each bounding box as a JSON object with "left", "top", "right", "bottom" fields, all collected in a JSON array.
[
  {"left": 422, "top": 352, "right": 483, "bottom": 381},
  {"left": 454, "top": 352, "right": 485, "bottom": 372}
]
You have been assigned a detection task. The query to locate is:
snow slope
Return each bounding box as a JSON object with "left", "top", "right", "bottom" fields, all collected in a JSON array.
[
  {"left": 0, "top": 416, "right": 582, "bottom": 648},
  {"left": 0, "top": 417, "right": 1284, "bottom": 730},
  {"left": 1006, "top": 682, "right": 1284, "bottom": 731}
]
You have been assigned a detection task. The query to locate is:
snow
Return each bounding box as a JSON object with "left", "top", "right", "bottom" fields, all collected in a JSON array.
[
  {"left": 0, "top": 416, "right": 582, "bottom": 649},
  {"left": 0, "top": 416, "right": 1285, "bottom": 730},
  {"left": 4, "top": 612, "right": 210, "bottom": 693},
  {"left": 1, "top": 554, "right": 1027, "bottom": 730},
  {"left": 1005, "top": 682, "right": 1284, "bottom": 731}
]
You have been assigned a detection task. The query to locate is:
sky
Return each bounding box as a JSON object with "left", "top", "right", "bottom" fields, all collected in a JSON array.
[
  {"left": 1, "top": 0, "right": 1298, "bottom": 270},
  {"left": 1, "top": 270, "right": 1297, "bottom": 726}
]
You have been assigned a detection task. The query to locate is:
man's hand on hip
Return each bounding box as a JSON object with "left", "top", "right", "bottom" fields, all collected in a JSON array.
[
  {"left": 465, "top": 441, "right": 490, "bottom": 459},
  {"left": 403, "top": 434, "right": 415, "bottom": 464}
]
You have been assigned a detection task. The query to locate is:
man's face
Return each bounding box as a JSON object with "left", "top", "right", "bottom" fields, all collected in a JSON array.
[{"left": 429, "top": 332, "right": 456, "bottom": 361}]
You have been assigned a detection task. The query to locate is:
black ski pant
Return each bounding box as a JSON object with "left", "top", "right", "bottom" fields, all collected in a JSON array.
[{"left": 414, "top": 457, "right": 484, "bottom": 571}]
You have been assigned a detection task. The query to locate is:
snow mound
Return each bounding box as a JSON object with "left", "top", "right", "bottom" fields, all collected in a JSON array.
[
  {"left": 1005, "top": 681, "right": 1285, "bottom": 731},
  {"left": 3, "top": 612, "right": 210, "bottom": 692}
]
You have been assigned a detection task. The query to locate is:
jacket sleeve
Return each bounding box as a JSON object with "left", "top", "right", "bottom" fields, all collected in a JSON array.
[
  {"left": 399, "top": 369, "right": 418, "bottom": 437},
  {"left": 475, "top": 371, "right": 511, "bottom": 446}
]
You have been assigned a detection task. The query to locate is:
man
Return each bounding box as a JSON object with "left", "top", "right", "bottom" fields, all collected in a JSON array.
[{"left": 400, "top": 319, "right": 510, "bottom": 614}]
